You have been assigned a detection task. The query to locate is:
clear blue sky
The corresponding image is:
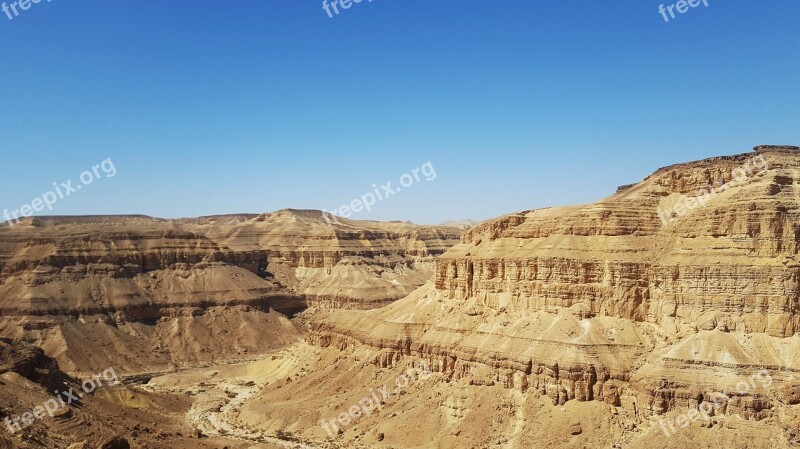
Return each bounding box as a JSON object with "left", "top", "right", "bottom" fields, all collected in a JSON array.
[{"left": 1, "top": 0, "right": 798, "bottom": 224}]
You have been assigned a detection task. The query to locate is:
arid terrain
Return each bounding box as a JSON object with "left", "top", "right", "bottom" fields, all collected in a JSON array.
[{"left": 4, "top": 146, "right": 800, "bottom": 449}]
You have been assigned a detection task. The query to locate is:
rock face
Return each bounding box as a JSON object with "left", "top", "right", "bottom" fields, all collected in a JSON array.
[
  {"left": 98, "top": 436, "right": 130, "bottom": 449},
  {"left": 0, "top": 211, "right": 461, "bottom": 374},
  {"left": 0, "top": 215, "right": 281, "bottom": 316},
  {"left": 7, "top": 147, "right": 800, "bottom": 448},
  {"left": 0, "top": 338, "right": 69, "bottom": 393},
  {"left": 436, "top": 147, "right": 800, "bottom": 337},
  {"left": 0, "top": 339, "right": 226, "bottom": 449},
  {"left": 281, "top": 146, "right": 800, "bottom": 448},
  {"left": 186, "top": 209, "right": 461, "bottom": 309}
]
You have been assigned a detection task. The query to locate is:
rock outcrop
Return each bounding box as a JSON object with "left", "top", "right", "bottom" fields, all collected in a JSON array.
[
  {"left": 0, "top": 211, "right": 462, "bottom": 374},
  {"left": 280, "top": 146, "right": 800, "bottom": 448},
  {"left": 0, "top": 339, "right": 227, "bottom": 449},
  {"left": 436, "top": 147, "right": 800, "bottom": 337},
  {"left": 187, "top": 209, "right": 460, "bottom": 308}
]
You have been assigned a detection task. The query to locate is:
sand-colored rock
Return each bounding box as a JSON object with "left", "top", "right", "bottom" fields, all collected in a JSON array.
[
  {"left": 0, "top": 339, "right": 232, "bottom": 449},
  {"left": 187, "top": 209, "right": 461, "bottom": 309},
  {"left": 241, "top": 146, "right": 800, "bottom": 448},
  {"left": 5, "top": 147, "right": 800, "bottom": 448},
  {"left": 0, "top": 211, "right": 461, "bottom": 374}
]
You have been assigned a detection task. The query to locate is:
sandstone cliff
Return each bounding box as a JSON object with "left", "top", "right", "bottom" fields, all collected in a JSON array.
[
  {"left": 267, "top": 146, "right": 800, "bottom": 448},
  {"left": 186, "top": 209, "right": 460, "bottom": 309},
  {"left": 0, "top": 211, "right": 461, "bottom": 374}
]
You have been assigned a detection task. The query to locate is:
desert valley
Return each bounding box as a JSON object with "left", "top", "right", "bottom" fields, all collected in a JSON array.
[{"left": 2, "top": 146, "right": 800, "bottom": 448}]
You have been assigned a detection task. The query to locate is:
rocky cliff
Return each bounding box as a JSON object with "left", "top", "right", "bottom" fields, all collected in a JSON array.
[
  {"left": 187, "top": 209, "right": 460, "bottom": 309},
  {"left": 0, "top": 211, "right": 462, "bottom": 374},
  {"left": 0, "top": 338, "right": 233, "bottom": 449},
  {"left": 274, "top": 146, "right": 800, "bottom": 448},
  {"left": 435, "top": 146, "right": 800, "bottom": 337}
]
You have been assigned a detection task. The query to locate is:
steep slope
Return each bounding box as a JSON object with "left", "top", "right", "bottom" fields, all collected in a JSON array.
[
  {"left": 436, "top": 145, "right": 799, "bottom": 336},
  {"left": 243, "top": 145, "right": 800, "bottom": 448},
  {"left": 0, "top": 338, "right": 245, "bottom": 449},
  {"left": 0, "top": 215, "right": 285, "bottom": 315},
  {"left": 0, "top": 212, "right": 461, "bottom": 375},
  {"left": 187, "top": 209, "right": 461, "bottom": 309}
]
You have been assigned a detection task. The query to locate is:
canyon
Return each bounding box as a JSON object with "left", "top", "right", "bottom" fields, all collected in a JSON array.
[
  {"left": 3, "top": 146, "right": 800, "bottom": 448},
  {"left": 0, "top": 210, "right": 460, "bottom": 375}
]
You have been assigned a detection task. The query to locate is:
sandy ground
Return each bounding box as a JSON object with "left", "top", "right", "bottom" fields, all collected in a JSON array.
[{"left": 141, "top": 342, "right": 324, "bottom": 449}]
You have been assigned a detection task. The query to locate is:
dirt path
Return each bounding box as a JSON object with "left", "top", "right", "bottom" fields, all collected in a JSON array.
[
  {"left": 186, "top": 379, "right": 318, "bottom": 448},
  {"left": 139, "top": 342, "right": 324, "bottom": 449}
]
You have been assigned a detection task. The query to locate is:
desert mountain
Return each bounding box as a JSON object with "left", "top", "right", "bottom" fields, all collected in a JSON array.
[
  {"left": 0, "top": 210, "right": 461, "bottom": 375},
  {"left": 183, "top": 209, "right": 460, "bottom": 309},
  {"left": 238, "top": 145, "right": 800, "bottom": 448},
  {"left": 438, "top": 219, "right": 478, "bottom": 229},
  {"left": 5, "top": 148, "right": 800, "bottom": 448}
]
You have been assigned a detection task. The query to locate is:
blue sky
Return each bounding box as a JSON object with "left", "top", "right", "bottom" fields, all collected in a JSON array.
[{"left": 1, "top": 0, "right": 798, "bottom": 224}]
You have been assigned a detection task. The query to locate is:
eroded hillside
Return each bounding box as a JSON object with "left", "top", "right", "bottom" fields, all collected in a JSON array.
[
  {"left": 256, "top": 145, "right": 800, "bottom": 448},
  {"left": 0, "top": 211, "right": 461, "bottom": 375},
  {"left": 5, "top": 147, "right": 800, "bottom": 449}
]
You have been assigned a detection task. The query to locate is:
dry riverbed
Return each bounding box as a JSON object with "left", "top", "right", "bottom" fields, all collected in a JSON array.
[{"left": 139, "top": 342, "right": 323, "bottom": 449}]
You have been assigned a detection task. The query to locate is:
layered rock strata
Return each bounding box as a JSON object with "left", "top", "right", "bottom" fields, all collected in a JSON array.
[
  {"left": 187, "top": 209, "right": 461, "bottom": 309},
  {"left": 0, "top": 211, "right": 461, "bottom": 374},
  {"left": 290, "top": 146, "right": 800, "bottom": 447}
]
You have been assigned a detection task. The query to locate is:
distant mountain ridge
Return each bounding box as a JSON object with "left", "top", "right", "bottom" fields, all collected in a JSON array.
[{"left": 0, "top": 209, "right": 463, "bottom": 374}]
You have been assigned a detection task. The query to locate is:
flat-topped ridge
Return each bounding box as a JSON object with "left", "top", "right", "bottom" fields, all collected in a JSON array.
[{"left": 754, "top": 144, "right": 800, "bottom": 153}]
